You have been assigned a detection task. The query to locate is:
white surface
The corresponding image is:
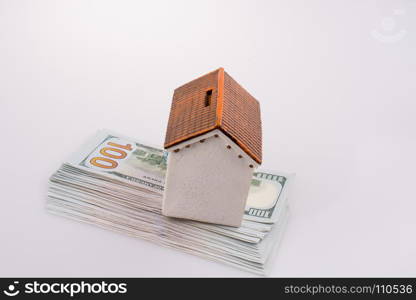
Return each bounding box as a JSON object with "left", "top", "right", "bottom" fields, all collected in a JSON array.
[
  {"left": 163, "top": 130, "right": 253, "bottom": 227},
  {"left": 0, "top": 0, "right": 415, "bottom": 277}
]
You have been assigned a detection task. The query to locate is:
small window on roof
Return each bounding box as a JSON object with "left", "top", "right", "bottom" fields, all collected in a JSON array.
[{"left": 204, "top": 89, "right": 212, "bottom": 107}]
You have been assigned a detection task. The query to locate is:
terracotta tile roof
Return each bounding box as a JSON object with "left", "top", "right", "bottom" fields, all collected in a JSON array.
[{"left": 164, "top": 68, "right": 262, "bottom": 164}]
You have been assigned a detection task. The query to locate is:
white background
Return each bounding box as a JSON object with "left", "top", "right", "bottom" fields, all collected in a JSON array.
[{"left": 1, "top": 0, "right": 415, "bottom": 277}]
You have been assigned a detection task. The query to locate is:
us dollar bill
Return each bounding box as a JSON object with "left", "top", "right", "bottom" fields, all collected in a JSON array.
[
  {"left": 67, "top": 130, "right": 293, "bottom": 223},
  {"left": 68, "top": 130, "right": 167, "bottom": 194},
  {"left": 244, "top": 171, "right": 293, "bottom": 223}
]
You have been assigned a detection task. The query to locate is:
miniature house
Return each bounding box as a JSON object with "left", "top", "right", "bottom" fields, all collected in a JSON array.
[{"left": 162, "top": 68, "right": 262, "bottom": 227}]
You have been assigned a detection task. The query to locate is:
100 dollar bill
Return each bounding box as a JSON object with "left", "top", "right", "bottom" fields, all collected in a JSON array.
[{"left": 67, "top": 130, "right": 293, "bottom": 223}]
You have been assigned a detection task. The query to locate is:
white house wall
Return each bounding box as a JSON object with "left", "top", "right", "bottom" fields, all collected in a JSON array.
[{"left": 162, "top": 130, "right": 255, "bottom": 227}]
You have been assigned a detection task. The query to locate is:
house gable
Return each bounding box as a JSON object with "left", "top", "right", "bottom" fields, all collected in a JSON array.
[
  {"left": 163, "top": 130, "right": 255, "bottom": 226},
  {"left": 166, "top": 129, "right": 259, "bottom": 169}
]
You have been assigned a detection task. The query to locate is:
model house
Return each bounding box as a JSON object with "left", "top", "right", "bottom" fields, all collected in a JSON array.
[{"left": 162, "top": 68, "right": 262, "bottom": 227}]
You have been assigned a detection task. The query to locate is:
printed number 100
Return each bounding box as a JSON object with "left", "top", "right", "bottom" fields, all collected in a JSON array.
[{"left": 90, "top": 142, "right": 133, "bottom": 169}]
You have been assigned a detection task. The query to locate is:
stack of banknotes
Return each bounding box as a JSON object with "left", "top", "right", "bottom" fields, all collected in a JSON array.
[{"left": 46, "top": 130, "right": 294, "bottom": 275}]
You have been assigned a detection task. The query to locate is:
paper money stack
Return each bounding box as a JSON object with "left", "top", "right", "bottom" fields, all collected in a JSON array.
[{"left": 46, "top": 130, "right": 293, "bottom": 275}]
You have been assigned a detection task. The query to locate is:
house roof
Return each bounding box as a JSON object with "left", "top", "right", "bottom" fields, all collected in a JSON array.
[{"left": 164, "top": 68, "right": 262, "bottom": 164}]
